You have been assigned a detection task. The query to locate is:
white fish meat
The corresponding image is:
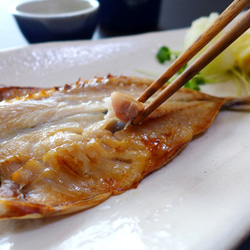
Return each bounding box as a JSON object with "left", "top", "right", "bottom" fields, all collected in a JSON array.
[{"left": 0, "top": 75, "right": 249, "bottom": 219}]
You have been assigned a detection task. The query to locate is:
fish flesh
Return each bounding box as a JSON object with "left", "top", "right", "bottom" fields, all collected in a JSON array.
[{"left": 0, "top": 75, "right": 249, "bottom": 220}]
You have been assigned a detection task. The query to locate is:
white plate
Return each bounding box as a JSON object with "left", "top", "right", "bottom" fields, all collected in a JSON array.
[{"left": 0, "top": 29, "right": 250, "bottom": 250}]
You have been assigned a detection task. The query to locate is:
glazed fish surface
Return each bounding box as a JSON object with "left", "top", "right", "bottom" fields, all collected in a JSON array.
[{"left": 0, "top": 75, "right": 248, "bottom": 220}]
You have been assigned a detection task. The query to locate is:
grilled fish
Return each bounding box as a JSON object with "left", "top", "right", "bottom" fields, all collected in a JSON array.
[{"left": 0, "top": 75, "right": 249, "bottom": 219}]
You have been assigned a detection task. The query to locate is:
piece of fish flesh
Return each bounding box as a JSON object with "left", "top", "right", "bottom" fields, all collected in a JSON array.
[{"left": 0, "top": 75, "right": 249, "bottom": 220}]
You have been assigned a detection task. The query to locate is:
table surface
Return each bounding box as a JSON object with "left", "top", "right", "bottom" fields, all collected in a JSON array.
[{"left": 0, "top": 0, "right": 250, "bottom": 249}]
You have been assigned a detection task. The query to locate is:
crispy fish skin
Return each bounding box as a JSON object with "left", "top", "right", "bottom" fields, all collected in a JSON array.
[
  {"left": 0, "top": 75, "right": 228, "bottom": 219},
  {"left": 0, "top": 86, "right": 41, "bottom": 101}
]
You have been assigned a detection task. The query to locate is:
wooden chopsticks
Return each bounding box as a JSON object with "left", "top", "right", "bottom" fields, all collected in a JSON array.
[{"left": 131, "top": 0, "right": 250, "bottom": 126}]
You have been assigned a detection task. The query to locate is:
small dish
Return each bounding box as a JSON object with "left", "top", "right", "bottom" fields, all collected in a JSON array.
[{"left": 9, "top": 0, "right": 99, "bottom": 43}]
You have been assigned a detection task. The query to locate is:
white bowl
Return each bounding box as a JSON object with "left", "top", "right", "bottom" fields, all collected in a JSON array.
[{"left": 9, "top": 0, "right": 99, "bottom": 43}]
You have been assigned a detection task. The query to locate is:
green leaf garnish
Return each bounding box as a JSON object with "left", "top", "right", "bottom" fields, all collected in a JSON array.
[
  {"left": 156, "top": 46, "right": 171, "bottom": 64},
  {"left": 155, "top": 45, "right": 208, "bottom": 91}
]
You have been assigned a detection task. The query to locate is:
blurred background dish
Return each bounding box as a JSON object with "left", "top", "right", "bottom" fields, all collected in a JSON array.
[
  {"left": 97, "top": 0, "right": 232, "bottom": 37},
  {"left": 98, "top": 0, "right": 162, "bottom": 35},
  {"left": 9, "top": 0, "right": 99, "bottom": 43},
  {"left": 159, "top": 0, "right": 232, "bottom": 30}
]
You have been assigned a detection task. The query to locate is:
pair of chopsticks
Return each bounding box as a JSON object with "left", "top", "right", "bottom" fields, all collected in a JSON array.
[{"left": 131, "top": 0, "right": 250, "bottom": 125}]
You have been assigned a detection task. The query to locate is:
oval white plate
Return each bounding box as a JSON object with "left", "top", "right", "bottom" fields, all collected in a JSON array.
[{"left": 0, "top": 30, "right": 250, "bottom": 250}]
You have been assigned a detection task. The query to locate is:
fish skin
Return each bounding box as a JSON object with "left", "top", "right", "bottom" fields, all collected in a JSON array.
[
  {"left": 0, "top": 75, "right": 227, "bottom": 219},
  {"left": 0, "top": 86, "right": 41, "bottom": 101}
]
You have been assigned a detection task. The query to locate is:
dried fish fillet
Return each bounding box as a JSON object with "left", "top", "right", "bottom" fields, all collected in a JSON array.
[{"left": 0, "top": 75, "right": 249, "bottom": 220}]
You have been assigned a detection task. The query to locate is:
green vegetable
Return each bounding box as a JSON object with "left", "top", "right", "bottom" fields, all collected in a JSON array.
[
  {"left": 156, "top": 46, "right": 180, "bottom": 64},
  {"left": 184, "top": 74, "right": 205, "bottom": 91},
  {"left": 156, "top": 46, "right": 171, "bottom": 64},
  {"left": 155, "top": 46, "right": 207, "bottom": 91}
]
